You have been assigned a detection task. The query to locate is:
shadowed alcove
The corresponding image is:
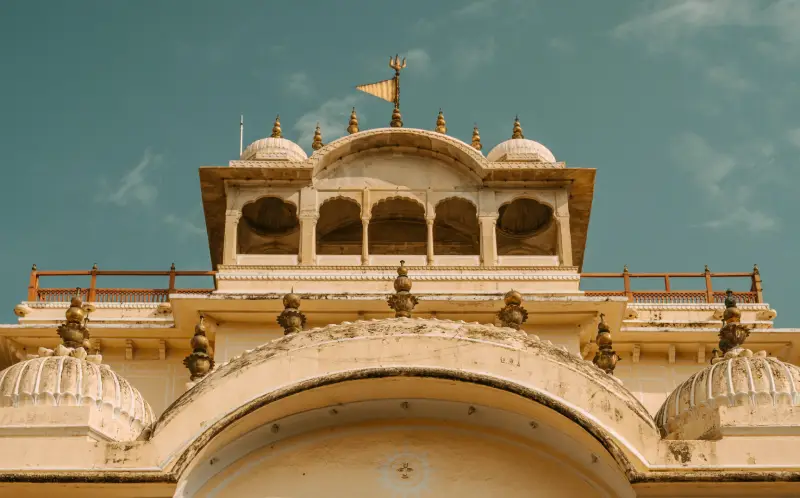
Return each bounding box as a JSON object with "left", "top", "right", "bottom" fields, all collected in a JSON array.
[
  {"left": 496, "top": 198, "right": 557, "bottom": 256},
  {"left": 369, "top": 197, "right": 426, "bottom": 255},
  {"left": 316, "top": 198, "right": 363, "bottom": 255},
  {"left": 237, "top": 197, "right": 300, "bottom": 255},
  {"left": 433, "top": 198, "right": 479, "bottom": 255}
]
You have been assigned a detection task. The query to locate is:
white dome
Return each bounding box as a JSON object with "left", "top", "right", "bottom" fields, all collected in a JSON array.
[
  {"left": 655, "top": 354, "right": 800, "bottom": 438},
  {"left": 0, "top": 354, "right": 155, "bottom": 441},
  {"left": 240, "top": 137, "right": 308, "bottom": 162},
  {"left": 487, "top": 138, "right": 556, "bottom": 163}
]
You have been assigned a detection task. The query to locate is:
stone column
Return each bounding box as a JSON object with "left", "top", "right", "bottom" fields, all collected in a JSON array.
[
  {"left": 556, "top": 216, "right": 573, "bottom": 267},
  {"left": 361, "top": 217, "right": 370, "bottom": 265},
  {"left": 426, "top": 218, "right": 435, "bottom": 266},
  {"left": 299, "top": 215, "right": 318, "bottom": 266},
  {"left": 478, "top": 215, "right": 498, "bottom": 266},
  {"left": 223, "top": 210, "right": 242, "bottom": 265}
]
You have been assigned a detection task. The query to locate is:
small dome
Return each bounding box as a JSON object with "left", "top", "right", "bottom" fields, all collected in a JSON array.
[
  {"left": 655, "top": 354, "right": 800, "bottom": 438},
  {"left": 487, "top": 138, "right": 557, "bottom": 163},
  {"left": 0, "top": 354, "right": 154, "bottom": 441},
  {"left": 240, "top": 137, "right": 308, "bottom": 162}
]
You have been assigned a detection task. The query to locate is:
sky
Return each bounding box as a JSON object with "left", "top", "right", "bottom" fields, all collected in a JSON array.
[{"left": 0, "top": 0, "right": 798, "bottom": 325}]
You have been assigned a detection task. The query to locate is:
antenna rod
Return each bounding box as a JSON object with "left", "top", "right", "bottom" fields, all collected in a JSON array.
[{"left": 239, "top": 115, "right": 244, "bottom": 156}]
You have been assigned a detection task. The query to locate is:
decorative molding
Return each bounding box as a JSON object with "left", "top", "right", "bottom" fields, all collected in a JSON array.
[
  {"left": 216, "top": 273, "right": 581, "bottom": 282},
  {"left": 125, "top": 339, "right": 134, "bottom": 361},
  {"left": 23, "top": 301, "right": 162, "bottom": 310},
  {"left": 159, "top": 339, "right": 167, "bottom": 361},
  {"left": 629, "top": 303, "right": 771, "bottom": 311},
  {"left": 697, "top": 345, "right": 705, "bottom": 364},
  {"left": 632, "top": 344, "right": 641, "bottom": 363},
  {"left": 668, "top": 344, "right": 676, "bottom": 364},
  {"left": 486, "top": 161, "right": 565, "bottom": 169},
  {"left": 228, "top": 160, "right": 313, "bottom": 169},
  {"left": 218, "top": 264, "right": 578, "bottom": 272}
]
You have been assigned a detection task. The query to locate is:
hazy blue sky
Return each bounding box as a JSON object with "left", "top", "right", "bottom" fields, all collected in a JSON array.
[{"left": 0, "top": 0, "right": 797, "bottom": 324}]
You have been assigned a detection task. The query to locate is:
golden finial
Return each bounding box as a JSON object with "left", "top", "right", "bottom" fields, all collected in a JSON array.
[
  {"left": 311, "top": 122, "right": 324, "bottom": 151},
  {"left": 270, "top": 115, "right": 282, "bottom": 138},
  {"left": 511, "top": 115, "right": 524, "bottom": 139},
  {"left": 471, "top": 124, "right": 482, "bottom": 150},
  {"left": 387, "top": 260, "right": 418, "bottom": 317},
  {"left": 592, "top": 314, "right": 620, "bottom": 375},
  {"left": 278, "top": 291, "right": 306, "bottom": 335},
  {"left": 184, "top": 315, "right": 214, "bottom": 381},
  {"left": 390, "top": 104, "right": 403, "bottom": 128},
  {"left": 347, "top": 107, "right": 359, "bottom": 134},
  {"left": 434, "top": 109, "right": 447, "bottom": 134}
]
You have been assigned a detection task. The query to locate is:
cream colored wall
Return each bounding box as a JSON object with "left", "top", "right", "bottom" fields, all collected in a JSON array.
[
  {"left": 615, "top": 355, "right": 706, "bottom": 415},
  {"left": 103, "top": 353, "right": 187, "bottom": 417},
  {"left": 195, "top": 421, "right": 615, "bottom": 498}
]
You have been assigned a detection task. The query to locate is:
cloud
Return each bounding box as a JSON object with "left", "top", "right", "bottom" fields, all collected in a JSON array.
[
  {"left": 405, "top": 48, "right": 432, "bottom": 75},
  {"left": 705, "top": 65, "right": 753, "bottom": 93},
  {"left": 96, "top": 149, "right": 161, "bottom": 207},
  {"left": 453, "top": 37, "right": 497, "bottom": 76},
  {"left": 787, "top": 128, "right": 800, "bottom": 149},
  {"left": 285, "top": 72, "right": 314, "bottom": 97},
  {"left": 548, "top": 37, "right": 574, "bottom": 53},
  {"left": 293, "top": 95, "right": 362, "bottom": 151},
  {"left": 454, "top": 0, "right": 500, "bottom": 18},
  {"left": 613, "top": 0, "right": 800, "bottom": 55},
  {"left": 672, "top": 132, "right": 779, "bottom": 231},
  {"left": 164, "top": 213, "right": 205, "bottom": 237}
]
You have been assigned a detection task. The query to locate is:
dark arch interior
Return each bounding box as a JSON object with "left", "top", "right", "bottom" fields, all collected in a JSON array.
[
  {"left": 434, "top": 198, "right": 479, "bottom": 255},
  {"left": 237, "top": 197, "right": 300, "bottom": 255},
  {"left": 317, "top": 198, "right": 363, "bottom": 255},
  {"left": 496, "top": 198, "right": 557, "bottom": 256},
  {"left": 369, "top": 198, "right": 426, "bottom": 255}
]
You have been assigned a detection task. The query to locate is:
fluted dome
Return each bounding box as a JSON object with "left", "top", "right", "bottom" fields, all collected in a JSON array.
[
  {"left": 0, "top": 354, "right": 154, "bottom": 441},
  {"left": 487, "top": 138, "right": 557, "bottom": 163},
  {"left": 240, "top": 137, "right": 308, "bottom": 162},
  {"left": 655, "top": 354, "right": 800, "bottom": 439}
]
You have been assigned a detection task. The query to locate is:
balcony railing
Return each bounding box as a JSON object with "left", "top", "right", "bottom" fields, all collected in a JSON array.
[{"left": 25, "top": 265, "right": 764, "bottom": 304}]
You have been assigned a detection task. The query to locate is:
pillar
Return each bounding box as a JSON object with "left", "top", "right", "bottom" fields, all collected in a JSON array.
[
  {"left": 479, "top": 215, "right": 498, "bottom": 266},
  {"left": 556, "top": 216, "right": 573, "bottom": 267},
  {"left": 223, "top": 210, "right": 242, "bottom": 265},
  {"left": 299, "top": 215, "right": 318, "bottom": 265},
  {"left": 361, "top": 216, "right": 370, "bottom": 265},
  {"left": 426, "top": 218, "right": 435, "bottom": 265}
]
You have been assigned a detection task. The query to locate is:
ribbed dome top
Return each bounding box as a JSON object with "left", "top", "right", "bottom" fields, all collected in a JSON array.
[
  {"left": 655, "top": 355, "right": 800, "bottom": 437},
  {"left": 0, "top": 355, "right": 154, "bottom": 440},
  {"left": 487, "top": 138, "right": 557, "bottom": 163},
  {"left": 240, "top": 137, "right": 308, "bottom": 162}
]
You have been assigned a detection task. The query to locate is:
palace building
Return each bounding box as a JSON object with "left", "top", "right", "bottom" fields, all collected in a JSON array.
[{"left": 1, "top": 63, "right": 799, "bottom": 497}]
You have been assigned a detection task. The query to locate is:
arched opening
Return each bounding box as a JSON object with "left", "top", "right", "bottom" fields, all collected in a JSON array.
[
  {"left": 317, "top": 198, "right": 363, "bottom": 255},
  {"left": 434, "top": 198, "right": 479, "bottom": 255},
  {"left": 237, "top": 197, "right": 300, "bottom": 255},
  {"left": 496, "top": 198, "right": 557, "bottom": 256},
  {"left": 369, "top": 198, "right": 426, "bottom": 255}
]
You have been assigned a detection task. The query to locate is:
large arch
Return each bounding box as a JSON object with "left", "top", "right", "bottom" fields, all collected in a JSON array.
[
  {"left": 145, "top": 318, "right": 660, "bottom": 497},
  {"left": 310, "top": 128, "right": 488, "bottom": 182}
]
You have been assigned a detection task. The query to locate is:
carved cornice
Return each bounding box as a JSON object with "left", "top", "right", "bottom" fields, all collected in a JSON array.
[
  {"left": 487, "top": 161, "right": 565, "bottom": 169},
  {"left": 23, "top": 302, "right": 162, "bottom": 309},
  {"left": 228, "top": 160, "right": 313, "bottom": 169},
  {"left": 216, "top": 273, "right": 581, "bottom": 281},
  {"left": 629, "top": 303, "right": 772, "bottom": 311},
  {"left": 218, "top": 265, "right": 579, "bottom": 272}
]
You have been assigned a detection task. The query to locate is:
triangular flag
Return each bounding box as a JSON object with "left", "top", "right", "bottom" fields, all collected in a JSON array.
[{"left": 356, "top": 78, "right": 396, "bottom": 104}]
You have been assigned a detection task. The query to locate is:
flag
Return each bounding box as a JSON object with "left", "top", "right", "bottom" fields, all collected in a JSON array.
[{"left": 356, "top": 78, "right": 397, "bottom": 104}]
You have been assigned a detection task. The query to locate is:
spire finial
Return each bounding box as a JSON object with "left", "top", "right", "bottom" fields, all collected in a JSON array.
[
  {"left": 512, "top": 115, "right": 524, "bottom": 139},
  {"left": 271, "top": 115, "right": 282, "bottom": 138},
  {"left": 347, "top": 107, "right": 359, "bottom": 134},
  {"left": 390, "top": 104, "right": 403, "bottom": 128},
  {"left": 498, "top": 290, "right": 528, "bottom": 330},
  {"left": 278, "top": 291, "right": 306, "bottom": 335},
  {"left": 592, "top": 313, "right": 620, "bottom": 375},
  {"left": 715, "top": 290, "right": 750, "bottom": 360},
  {"left": 435, "top": 108, "right": 447, "bottom": 134},
  {"left": 184, "top": 315, "right": 214, "bottom": 381},
  {"left": 471, "top": 123, "right": 482, "bottom": 150},
  {"left": 311, "top": 122, "right": 324, "bottom": 151},
  {"left": 387, "top": 260, "right": 418, "bottom": 317}
]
